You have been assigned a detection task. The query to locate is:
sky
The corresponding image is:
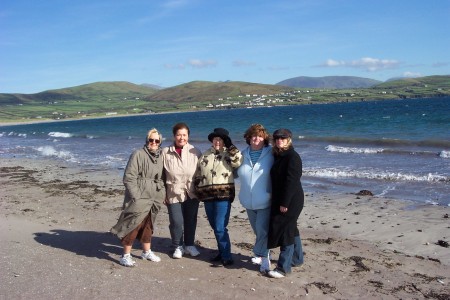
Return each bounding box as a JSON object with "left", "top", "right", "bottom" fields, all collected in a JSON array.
[{"left": 1, "top": 0, "right": 449, "bottom": 94}]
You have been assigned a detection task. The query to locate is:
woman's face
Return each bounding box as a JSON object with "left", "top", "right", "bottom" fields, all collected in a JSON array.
[
  {"left": 275, "top": 137, "right": 289, "bottom": 149},
  {"left": 147, "top": 132, "right": 161, "bottom": 150},
  {"left": 174, "top": 128, "right": 189, "bottom": 147},
  {"left": 250, "top": 134, "right": 264, "bottom": 150},
  {"left": 212, "top": 137, "right": 224, "bottom": 150}
]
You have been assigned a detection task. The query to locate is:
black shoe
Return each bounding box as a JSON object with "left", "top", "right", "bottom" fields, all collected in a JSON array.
[
  {"left": 222, "top": 259, "right": 234, "bottom": 266},
  {"left": 210, "top": 254, "right": 222, "bottom": 262}
]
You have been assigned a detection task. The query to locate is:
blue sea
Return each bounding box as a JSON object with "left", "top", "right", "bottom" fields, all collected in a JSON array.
[{"left": 1, "top": 97, "right": 449, "bottom": 206}]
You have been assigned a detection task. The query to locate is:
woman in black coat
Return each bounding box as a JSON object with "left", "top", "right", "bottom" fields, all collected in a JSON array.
[{"left": 266, "top": 128, "right": 304, "bottom": 278}]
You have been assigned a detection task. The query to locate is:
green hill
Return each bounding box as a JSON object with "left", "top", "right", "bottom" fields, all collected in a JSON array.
[
  {"left": 0, "top": 81, "right": 158, "bottom": 121},
  {"left": 277, "top": 76, "right": 381, "bottom": 89},
  {"left": 0, "top": 76, "right": 449, "bottom": 123},
  {"left": 0, "top": 81, "right": 157, "bottom": 105},
  {"left": 144, "top": 81, "right": 290, "bottom": 110}
]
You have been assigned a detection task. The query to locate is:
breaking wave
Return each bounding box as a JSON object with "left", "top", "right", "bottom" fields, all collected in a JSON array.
[
  {"left": 440, "top": 150, "right": 450, "bottom": 158},
  {"left": 325, "top": 145, "right": 384, "bottom": 154},
  {"left": 48, "top": 132, "right": 73, "bottom": 138},
  {"left": 35, "top": 146, "right": 75, "bottom": 161},
  {"left": 304, "top": 167, "right": 449, "bottom": 183}
]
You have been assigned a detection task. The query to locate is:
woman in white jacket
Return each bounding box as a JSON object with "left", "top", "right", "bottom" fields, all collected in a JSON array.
[{"left": 237, "top": 124, "right": 273, "bottom": 273}]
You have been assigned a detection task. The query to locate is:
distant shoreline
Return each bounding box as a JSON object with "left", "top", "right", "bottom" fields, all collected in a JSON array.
[
  {"left": 0, "top": 108, "right": 206, "bottom": 127},
  {"left": 0, "top": 96, "right": 445, "bottom": 127}
]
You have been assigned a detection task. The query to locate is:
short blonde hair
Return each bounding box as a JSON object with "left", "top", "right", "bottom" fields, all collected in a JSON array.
[{"left": 146, "top": 128, "right": 162, "bottom": 144}]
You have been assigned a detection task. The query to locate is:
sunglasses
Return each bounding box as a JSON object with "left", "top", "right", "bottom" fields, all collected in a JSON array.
[{"left": 148, "top": 138, "right": 160, "bottom": 144}]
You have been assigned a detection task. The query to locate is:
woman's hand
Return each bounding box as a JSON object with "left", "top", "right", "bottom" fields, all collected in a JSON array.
[{"left": 280, "top": 206, "right": 288, "bottom": 213}]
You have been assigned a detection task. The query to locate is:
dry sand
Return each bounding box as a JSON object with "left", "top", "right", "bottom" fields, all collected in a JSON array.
[{"left": 0, "top": 158, "right": 449, "bottom": 299}]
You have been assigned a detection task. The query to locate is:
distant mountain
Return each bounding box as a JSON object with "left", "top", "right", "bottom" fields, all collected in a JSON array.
[
  {"left": 276, "top": 76, "right": 382, "bottom": 89},
  {"left": 374, "top": 75, "right": 450, "bottom": 89},
  {"left": 141, "top": 83, "right": 164, "bottom": 90}
]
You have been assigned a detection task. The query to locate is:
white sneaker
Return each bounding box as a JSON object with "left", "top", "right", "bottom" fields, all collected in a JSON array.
[
  {"left": 251, "top": 256, "right": 263, "bottom": 265},
  {"left": 252, "top": 253, "right": 272, "bottom": 265},
  {"left": 260, "top": 257, "right": 271, "bottom": 273},
  {"left": 184, "top": 245, "right": 200, "bottom": 257},
  {"left": 120, "top": 254, "right": 136, "bottom": 267},
  {"left": 267, "top": 269, "right": 285, "bottom": 278},
  {"left": 173, "top": 246, "right": 184, "bottom": 259},
  {"left": 141, "top": 250, "right": 161, "bottom": 262}
]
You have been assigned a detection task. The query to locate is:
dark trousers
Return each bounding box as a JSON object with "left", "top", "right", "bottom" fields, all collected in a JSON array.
[{"left": 167, "top": 197, "right": 199, "bottom": 247}]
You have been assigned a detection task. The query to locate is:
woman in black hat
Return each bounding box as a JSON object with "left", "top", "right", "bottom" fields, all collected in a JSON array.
[
  {"left": 194, "top": 128, "right": 242, "bottom": 266},
  {"left": 266, "top": 128, "right": 304, "bottom": 278}
]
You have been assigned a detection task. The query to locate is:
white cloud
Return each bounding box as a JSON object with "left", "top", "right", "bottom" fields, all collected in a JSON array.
[
  {"left": 320, "top": 57, "right": 400, "bottom": 71},
  {"left": 188, "top": 59, "right": 217, "bottom": 68},
  {"left": 324, "top": 59, "right": 345, "bottom": 67}
]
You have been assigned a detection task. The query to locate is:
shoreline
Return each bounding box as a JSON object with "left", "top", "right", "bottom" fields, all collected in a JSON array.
[
  {"left": 1, "top": 157, "right": 449, "bottom": 299},
  {"left": 0, "top": 109, "right": 204, "bottom": 127}
]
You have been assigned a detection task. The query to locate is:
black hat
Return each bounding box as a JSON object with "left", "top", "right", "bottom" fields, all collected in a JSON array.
[
  {"left": 273, "top": 128, "right": 292, "bottom": 139},
  {"left": 208, "top": 128, "right": 230, "bottom": 142}
]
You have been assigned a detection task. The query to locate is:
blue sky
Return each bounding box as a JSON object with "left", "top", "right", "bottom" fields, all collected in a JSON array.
[{"left": 1, "top": 0, "right": 449, "bottom": 94}]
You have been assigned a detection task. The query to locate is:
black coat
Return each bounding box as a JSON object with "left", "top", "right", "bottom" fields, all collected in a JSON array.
[{"left": 267, "top": 147, "right": 304, "bottom": 248}]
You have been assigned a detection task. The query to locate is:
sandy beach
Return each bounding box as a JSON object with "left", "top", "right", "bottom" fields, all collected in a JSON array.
[{"left": 1, "top": 157, "right": 449, "bottom": 299}]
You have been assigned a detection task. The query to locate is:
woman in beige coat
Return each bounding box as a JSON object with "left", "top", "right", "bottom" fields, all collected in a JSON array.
[
  {"left": 162, "top": 123, "right": 202, "bottom": 259},
  {"left": 111, "top": 128, "right": 165, "bottom": 267}
]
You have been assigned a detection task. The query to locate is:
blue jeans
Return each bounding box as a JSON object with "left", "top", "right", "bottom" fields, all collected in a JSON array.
[
  {"left": 204, "top": 200, "right": 232, "bottom": 261},
  {"left": 276, "top": 235, "right": 304, "bottom": 275},
  {"left": 167, "top": 197, "right": 199, "bottom": 247},
  {"left": 246, "top": 207, "right": 270, "bottom": 257}
]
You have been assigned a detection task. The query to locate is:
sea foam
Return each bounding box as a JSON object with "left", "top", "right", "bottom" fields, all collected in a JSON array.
[
  {"left": 48, "top": 132, "right": 73, "bottom": 138},
  {"left": 439, "top": 150, "right": 450, "bottom": 158},
  {"left": 305, "top": 168, "right": 449, "bottom": 183},
  {"left": 325, "top": 145, "right": 384, "bottom": 154},
  {"left": 36, "top": 146, "right": 74, "bottom": 160}
]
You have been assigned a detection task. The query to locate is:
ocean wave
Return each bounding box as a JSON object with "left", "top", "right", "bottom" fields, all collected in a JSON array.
[
  {"left": 301, "top": 136, "right": 450, "bottom": 148},
  {"left": 35, "top": 146, "right": 74, "bottom": 161},
  {"left": 304, "top": 167, "right": 449, "bottom": 183},
  {"left": 439, "top": 150, "right": 450, "bottom": 158},
  {"left": 48, "top": 132, "right": 73, "bottom": 138},
  {"left": 5, "top": 131, "right": 28, "bottom": 138},
  {"left": 325, "top": 145, "right": 384, "bottom": 154},
  {"left": 325, "top": 144, "right": 446, "bottom": 157}
]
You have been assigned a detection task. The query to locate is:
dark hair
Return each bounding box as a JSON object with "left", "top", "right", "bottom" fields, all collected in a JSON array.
[
  {"left": 243, "top": 124, "right": 270, "bottom": 146},
  {"left": 172, "top": 122, "right": 190, "bottom": 136}
]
